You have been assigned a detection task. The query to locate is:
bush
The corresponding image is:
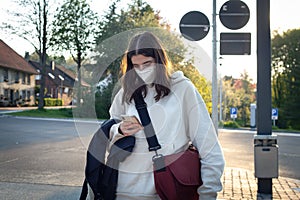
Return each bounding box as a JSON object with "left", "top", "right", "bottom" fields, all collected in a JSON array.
[
  {"left": 44, "top": 98, "right": 63, "bottom": 106},
  {"left": 223, "top": 120, "right": 240, "bottom": 128},
  {"left": 95, "top": 82, "right": 115, "bottom": 119},
  {"left": 55, "top": 99, "right": 63, "bottom": 106},
  {"left": 218, "top": 120, "right": 224, "bottom": 127}
]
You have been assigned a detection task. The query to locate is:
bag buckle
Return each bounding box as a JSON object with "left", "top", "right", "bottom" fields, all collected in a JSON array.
[
  {"left": 152, "top": 151, "right": 165, "bottom": 171},
  {"left": 152, "top": 152, "right": 163, "bottom": 162}
]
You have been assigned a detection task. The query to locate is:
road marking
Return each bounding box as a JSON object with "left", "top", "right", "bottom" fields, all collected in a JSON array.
[
  {"left": 275, "top": 132, "right": 300, "bottom": 137},
  {"left": 12, "top": 116, "right": 103, "bottom": 124},
  {"left": 219, "top": 129, "right": 300, "bottom": 137},
  {"left": 280, "top": 153, "right": 300, "bottom": 158},
  {"left": 0, "top": 158, "right": 19, "bottom": 166}
]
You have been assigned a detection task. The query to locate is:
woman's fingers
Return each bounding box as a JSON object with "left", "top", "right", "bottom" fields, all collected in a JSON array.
[{"left": 120, "top": 121, "right": 143, "bottom": 136}]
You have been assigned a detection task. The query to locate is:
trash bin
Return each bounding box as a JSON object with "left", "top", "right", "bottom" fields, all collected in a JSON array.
[{"left": 254, "top": 135, "right": 278, "bottom": 178}]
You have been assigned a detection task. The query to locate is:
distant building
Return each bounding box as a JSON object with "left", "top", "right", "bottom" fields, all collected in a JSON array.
[
  {"left": 29, "top": 60, "right": 90, "bottom": 105},
  {"left": 0, "top": 40, "right": 38, "bottom": 106}
]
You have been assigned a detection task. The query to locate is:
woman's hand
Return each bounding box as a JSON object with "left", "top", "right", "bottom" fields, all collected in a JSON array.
[{"left": 119, "top": 120, "right": 143, "bottom": 136}]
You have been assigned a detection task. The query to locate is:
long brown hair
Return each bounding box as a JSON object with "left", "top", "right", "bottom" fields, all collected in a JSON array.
[{"left": 121, "top": 31, "right": 172, "bottom": 103}]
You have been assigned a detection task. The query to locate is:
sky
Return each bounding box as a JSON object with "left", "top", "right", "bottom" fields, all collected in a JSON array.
[{"left": 1, "top": 0, "right": 300, "bottom": 82}]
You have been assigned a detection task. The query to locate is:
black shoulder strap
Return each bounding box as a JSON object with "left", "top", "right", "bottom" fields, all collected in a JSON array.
[
  {"left": 79, "top": 119, "right": 118, "bottom": 200},
  {"left": 133, "top": 92, "right": 161, "bottom": 152},
  {"left": 79, "top": 179, "right": 88, "bottom": 200}
]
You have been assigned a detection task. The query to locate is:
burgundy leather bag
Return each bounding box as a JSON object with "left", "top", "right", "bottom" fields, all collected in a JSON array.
[{"left": 153, "top": 146, "right": 202, "bottom": 200}]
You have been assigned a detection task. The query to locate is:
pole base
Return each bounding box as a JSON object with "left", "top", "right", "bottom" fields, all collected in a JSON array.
[{"left": 258, "top": 178, "right": 272, "bottom": 195}]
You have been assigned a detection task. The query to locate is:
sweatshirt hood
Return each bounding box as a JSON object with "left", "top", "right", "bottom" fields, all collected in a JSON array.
[{"left": 170, "top": 71, "right": 189, "bottom": 85}]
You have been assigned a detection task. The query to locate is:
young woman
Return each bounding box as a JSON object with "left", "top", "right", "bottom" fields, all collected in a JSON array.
[{"left": 107, "top": 31, "right": 225, "bottom": 200}]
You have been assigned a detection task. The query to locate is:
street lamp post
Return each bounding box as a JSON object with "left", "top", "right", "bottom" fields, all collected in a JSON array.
[
  {"left": 212, "top": 0, "right": 218, "bottom": 134},
  {"left": 219, "top": 71, "right": 222, "bottom": 122}
]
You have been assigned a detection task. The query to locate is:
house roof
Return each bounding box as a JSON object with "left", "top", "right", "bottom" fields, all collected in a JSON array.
[
  {"left": 0, "top": 39, "right": 38, "bottom": 74},
  {"left": 54, "top": 64, "right": 90, "bottom": 87},
  {"left": 29, "top": 60, "right": 90, "bottom": 88}
]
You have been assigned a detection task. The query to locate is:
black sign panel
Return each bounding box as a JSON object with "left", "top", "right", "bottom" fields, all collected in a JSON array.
[
  {"left": 220, "top": 33, "right": 251, "bottom": 55},
  {"left": 219, "top": 1, "right": 250, "bottom": 30},
  {"left": 179, "top": 11, "right": 210, "bottom": 41}
]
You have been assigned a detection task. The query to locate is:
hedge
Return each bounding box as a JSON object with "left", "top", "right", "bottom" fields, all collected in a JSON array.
[{"left": 44, "top": 98, "right": 63, "bottom": 106}]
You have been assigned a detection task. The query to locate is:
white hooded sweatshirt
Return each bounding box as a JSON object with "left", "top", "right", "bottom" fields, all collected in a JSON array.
[{"left": 107, "top": 71, "right": 225, "bottom": 200}]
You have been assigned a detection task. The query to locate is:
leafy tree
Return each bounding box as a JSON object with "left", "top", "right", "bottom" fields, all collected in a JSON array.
[
  {"left": 222, "top": 72, "right": 255, "bottom": 126},
  {"left": 94, "top": 0, "right": 165, "bottom": 85},
  {"left": 29, "top": 51, "right": 67, "bottom": 65},
  {"left": 47, "top": 55, "right": 66, "bottom": 65},
  {"left": 222, "top": 76, "right": 235, "bottom": 121},
  {"left": 2, "top": 0, "right": 54, "bottom": 109},
  {"left": 173, "top": 62, "right": 212, "bottom": 113},
  {"left": 95, "top": 81, "right": 115, "bottom": 119},
  {"left": 284, "top": 66, "right": 300, "bottom": 129},
  {"left": 234, "top": 71, "right": 255, "bottom": 126},
  {"left": 272, "top": 29, "right": 300, "bottom": 129},
  {"left": 50, "top": 0, "right": 99, "bottom": 104},
  {"left": 92, "top": 0, "right": 212, "bottom": 118}
]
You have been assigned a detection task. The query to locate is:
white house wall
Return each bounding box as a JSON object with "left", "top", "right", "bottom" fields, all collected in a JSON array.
[{"left": 0, "top": 67, "right": 36, "bottom": 106}]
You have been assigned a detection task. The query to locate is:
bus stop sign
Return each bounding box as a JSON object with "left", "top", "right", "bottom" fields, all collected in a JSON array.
[
  {"left": 179, "top": 11, "right": 210, "bottom": 41},
  {"left": 219, "top": 0, "right": 250, "bottom": 30}
]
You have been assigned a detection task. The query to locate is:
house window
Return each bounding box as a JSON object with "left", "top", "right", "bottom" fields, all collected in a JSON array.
[
  {"left": 4, "top": 69, "right": 8, "bottom": 82},
  {"left": 22, "top": 73, "right": 26, "bottom": 84},
  {"left": 27, "top": 90, "right": 31, "bottom": 101},
  {"left": 35, "top": 69, "right": 41, "bottom": 80},
  {"left": 15, "top": 72, "right": 20, "bottom": 83},
  {"left": 27, "top": 74, "right": 31, "bottom": 85},
  {"left": 22, "top": 90, "right": 26, "bottom": 100},
  {"left": 4, "top": 89, "right": 9, "bottom": 99}
]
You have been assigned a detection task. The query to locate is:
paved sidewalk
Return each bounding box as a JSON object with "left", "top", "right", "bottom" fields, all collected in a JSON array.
[
  {"left": 218, "top": 167, "right": 300, "bottom": 200},
  {"left": 1, "top": 167, "right": 299, "bottom": 200},
  {"left": 0, "top": 105, "right": 74, "bottom": 112}
]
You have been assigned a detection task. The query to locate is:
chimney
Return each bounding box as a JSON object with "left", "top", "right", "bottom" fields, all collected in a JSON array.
[
  {"left": 51, "top": 61, "right": 55, "bottom": 71},
  {"left": 24, "top": 52, "right": 30, "bottom": 61}
]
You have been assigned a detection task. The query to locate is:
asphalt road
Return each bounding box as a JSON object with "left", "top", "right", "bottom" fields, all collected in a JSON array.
[
  {"left": 0, "top": 116, "right": 299, "bottom": 199},
  {"left": 0, "top": 116, "right": 99, "bottom": 199}
]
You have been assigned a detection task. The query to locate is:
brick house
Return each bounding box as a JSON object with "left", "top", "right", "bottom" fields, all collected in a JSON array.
[
  {"left": 0, "top": 40, "right": 38, "bottom": 106},
  {"left": 29, "top": 60, "right": 90, "bottom": 106}
]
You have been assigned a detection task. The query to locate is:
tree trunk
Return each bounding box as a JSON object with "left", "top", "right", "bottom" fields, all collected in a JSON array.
[
  {"left": 77, "top": 51, "right": 82, "bottom": 107},
  {"left": 38, "top": 0, "right": 47, "bottom": 110}
]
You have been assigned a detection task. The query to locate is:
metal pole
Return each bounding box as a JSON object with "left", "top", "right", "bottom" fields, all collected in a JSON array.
[
  {"left": 212, "top": 0, "right": 218, "bottom": 134},
  {"left": 256, "top": 0, "right": 272, "bottom": 194},
  {"left": 219, "top": 76, "right": 223, "bottom": 122}
]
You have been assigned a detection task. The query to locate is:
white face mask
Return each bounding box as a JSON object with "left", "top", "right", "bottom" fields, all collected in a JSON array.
[{"left": 134, "top": 66, "right": 156, "bottom": 84}]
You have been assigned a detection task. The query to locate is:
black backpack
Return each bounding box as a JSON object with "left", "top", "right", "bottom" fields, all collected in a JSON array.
[{"left": 79, "top": 119, "right": 135, "bottom": 200}]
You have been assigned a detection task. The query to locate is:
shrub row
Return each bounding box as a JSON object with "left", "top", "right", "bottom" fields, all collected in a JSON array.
[{"left": 44, "top": 98, "right": 63, "bottom": 106}]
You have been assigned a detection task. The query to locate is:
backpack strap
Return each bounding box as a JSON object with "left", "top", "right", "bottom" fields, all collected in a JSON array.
[
  {"left": 79, "top": 119, "right": 117, "bottom": 200},
  {"left": 79, "top": 179, "right": 88, "bottom": 200},
  {"left": 133, "top": 92, "right": 161, "bottom": 152},
  {"left": 80, "top": 118, "right": 136, "bottom": 200}
]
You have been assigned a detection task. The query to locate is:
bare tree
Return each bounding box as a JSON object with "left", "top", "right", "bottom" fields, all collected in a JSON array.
[{"left": 2, "top": 0, "right": 56, "bottom": 109}]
